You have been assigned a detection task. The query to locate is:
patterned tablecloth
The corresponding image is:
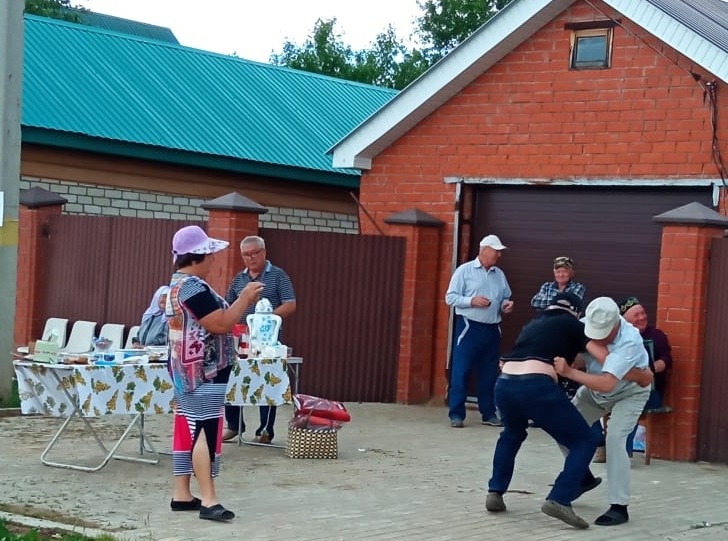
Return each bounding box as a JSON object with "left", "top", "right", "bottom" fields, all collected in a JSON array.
[
  {"left": 15, "top": 356, "right": 291, "bottom": 418},
  {"left": 13, "top": 361, "right": 175, "bottom": 417},
  {"left": 225, "top": 357, "right": 291, "bottom": 406}
]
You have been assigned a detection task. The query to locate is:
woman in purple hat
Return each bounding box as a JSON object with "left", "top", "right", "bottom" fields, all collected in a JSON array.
[{"left": 166, "top": 225, "right": 263, "bottom": 522}]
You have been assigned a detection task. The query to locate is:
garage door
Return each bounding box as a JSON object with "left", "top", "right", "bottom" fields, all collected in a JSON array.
[{"left": 472, "top": 185, "right": 713, "bottom": 352}]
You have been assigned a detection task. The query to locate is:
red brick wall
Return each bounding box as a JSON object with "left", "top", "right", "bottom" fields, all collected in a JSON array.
[
  {"left": 205, "top": 210, "right": 260, "bottom": 295},
  {"left": 387, "top": 223, "right": 443, "bottom": 403},
  {"left": 15, "top": 204, "right": 64, "bottom": 347},
  {"left": 653, "top": 224, "right": 724, "bottom": 461},
  {"left": 358, "top": 0, "right": 727, "bottom": 401}
]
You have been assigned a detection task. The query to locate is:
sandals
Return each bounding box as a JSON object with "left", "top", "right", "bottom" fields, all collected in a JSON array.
[
  {"left": 170, "top": 497, "right": 201, "bottom": 511},
  {"left": 595, "top": 507, "right": 629, "bottom": 526},
  {"left": 199, "top": 504, "right": 236, "bottom": 522}
]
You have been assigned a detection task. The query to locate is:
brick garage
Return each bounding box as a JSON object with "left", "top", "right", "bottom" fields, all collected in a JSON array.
[{"left": 333, "top": 0, "right": 728, "bottom": 461}]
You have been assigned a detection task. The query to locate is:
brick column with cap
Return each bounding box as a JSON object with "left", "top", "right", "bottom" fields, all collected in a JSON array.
[
  {"left": 652, "top": 202, "right": 728, "bottom": 461},
  {"left": 202, "top": 193, "right": 267, "bottom": 294},
  {"left": 384, "top": 209, "right": 444, "bottom": 403},
  {"left": 14, "top": 188, "right": 67, "bottom": 347}
]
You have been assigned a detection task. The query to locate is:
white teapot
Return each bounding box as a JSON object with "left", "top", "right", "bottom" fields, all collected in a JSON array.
[{"left": 246, "top": 298, "right": 282, "bottom": 357}]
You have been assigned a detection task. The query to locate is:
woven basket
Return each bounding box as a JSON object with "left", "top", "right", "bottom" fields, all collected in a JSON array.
[{"left": 286, "top": 426, "right": 338, "bottom": 459}]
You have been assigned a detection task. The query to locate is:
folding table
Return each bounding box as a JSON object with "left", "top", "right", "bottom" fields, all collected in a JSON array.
[
  {"left": 13, "top": 360, "right": 175, "bottom": 472},
  {"left": 225, "top": 356, "right": 298, "bottom": 448}
]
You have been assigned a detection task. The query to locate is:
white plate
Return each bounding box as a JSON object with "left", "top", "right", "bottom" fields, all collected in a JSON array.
[{"left": 16, "top": 346, "right": 29, "bottom": 354}]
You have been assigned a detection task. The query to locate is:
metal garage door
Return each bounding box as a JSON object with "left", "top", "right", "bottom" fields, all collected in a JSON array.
[{"left": 472, "top": 185, "right": 712, "bottom": 352}]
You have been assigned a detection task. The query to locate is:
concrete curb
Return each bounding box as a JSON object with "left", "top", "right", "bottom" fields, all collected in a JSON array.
[{"left": 0, "top": 511, "right": 152, "bottom": 540}]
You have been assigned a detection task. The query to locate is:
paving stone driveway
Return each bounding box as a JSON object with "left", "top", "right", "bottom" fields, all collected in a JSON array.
[{"left": 1, "top": 403, "right": 727, "bottom": 540}]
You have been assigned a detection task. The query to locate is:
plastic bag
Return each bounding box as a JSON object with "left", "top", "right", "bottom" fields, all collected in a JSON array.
[
  {"left": 292, "top": 394, "right": 351, "bottom": 422},
  {"left": 289, "top": 394, "right": 351, "bottom": 432}
]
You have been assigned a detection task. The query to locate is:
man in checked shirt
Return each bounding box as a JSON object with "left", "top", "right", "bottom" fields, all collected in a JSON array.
[{"left": 531, "top": 256, "right": 586, "bottom": 311}]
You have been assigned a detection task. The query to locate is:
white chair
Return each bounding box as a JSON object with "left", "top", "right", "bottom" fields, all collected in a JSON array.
[
  {"left": 61, "top": 320, "right": 97, "bottom": 354},
  {"left": 125, "top": 325, "right": 141, "bottom": 349},
  {"left": 40, "top": 317, "right": 68, "bottom": 348},
  {"left": 99, "top": 323, "right": 125, "bottom": 352}
]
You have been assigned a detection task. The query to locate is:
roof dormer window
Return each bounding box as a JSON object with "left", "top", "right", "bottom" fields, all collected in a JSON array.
[{"left": 567, "top": 22, "right": 615, "bottom": 70}]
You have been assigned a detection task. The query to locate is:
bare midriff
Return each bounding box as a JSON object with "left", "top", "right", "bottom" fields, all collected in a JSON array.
[{"left": 501, "top": 359, "right": 558, "bottom": 382}]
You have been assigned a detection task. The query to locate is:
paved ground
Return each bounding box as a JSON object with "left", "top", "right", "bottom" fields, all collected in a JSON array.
[{"left": 1, "top": 403, "right": 727, "bottom": 541}]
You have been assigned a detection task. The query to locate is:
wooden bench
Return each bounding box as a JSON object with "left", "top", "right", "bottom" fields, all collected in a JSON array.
[{"left": 641, "top": 405, "right": 673, "bottom": 465}]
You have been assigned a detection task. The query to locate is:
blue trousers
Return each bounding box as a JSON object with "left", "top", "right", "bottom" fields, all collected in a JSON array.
[
  {"left": 225, "top": 405, "right": 278, "bottom": 439},
  {"left": 488, "top": 374, "right": 600, "bottom": 505},
  {"left": 448, "top": 317, "right": 500, "bottom": 421}
]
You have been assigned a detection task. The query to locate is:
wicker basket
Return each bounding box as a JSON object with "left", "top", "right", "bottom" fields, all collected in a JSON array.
[{"left": 286, "top": 426, "right": 338, "bottom": 459}]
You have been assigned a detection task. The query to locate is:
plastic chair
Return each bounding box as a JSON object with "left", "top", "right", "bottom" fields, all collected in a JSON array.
[
  {"left": 61, "top": 321, "right": 97, "bottom": 354},
  {"left": 40, "top": 317, "right": 69, "bottom": 348},
  {"left": 99, "top": 323, "right": 125, "bottom": 351},
  {"left": 125, "top": 325, "right": 141, "bottom": 349}
]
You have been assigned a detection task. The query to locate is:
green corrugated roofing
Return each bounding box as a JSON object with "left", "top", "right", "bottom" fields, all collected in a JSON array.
[
  {"left": 22, "top": 15, "right": 397, "bottom": 187},
  {"left": 73, "top": 10, "right": 179, "bottom": 43}
]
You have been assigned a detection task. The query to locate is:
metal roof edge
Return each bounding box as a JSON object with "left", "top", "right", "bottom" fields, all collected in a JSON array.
[
  {"left": 604, "top": 0, "right": 728, "bottom": 83},
  {"left": 22, "top": 128, "right": 360, "bottom": 189}
]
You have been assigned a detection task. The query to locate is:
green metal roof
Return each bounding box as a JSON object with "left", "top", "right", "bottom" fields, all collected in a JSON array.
[
  {"left": 72, "top": 10, "right": 179, "bottom": 43},
  {"left": 22, "top": 15, "right": 397, "bottom": 188}
]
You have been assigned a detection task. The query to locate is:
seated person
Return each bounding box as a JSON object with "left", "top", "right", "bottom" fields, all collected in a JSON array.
[
  {"left": 618, "top": 296, "right": 673, "bottom": 454},
  {"left": 138, "top": 285, "right": 170, "bottom": 346},
  {"left": 531, "top": 256, "right": 586, "bottom": 311}
]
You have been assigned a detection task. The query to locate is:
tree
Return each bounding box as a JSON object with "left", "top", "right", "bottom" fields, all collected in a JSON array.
[
  {"left": 24, "top": 0, "right": 87, "bottom": 22},
  {"left": 270, "top": 18, "right": 421, "bottom": 90},
  {"left": 271, "top": 0, "right": 515, "bottom": 89},
  {"left": 416, "top": 0, "right": 514, "bottom": 62},
  {"left": 270, "top": 19, "right": 357, "bottom": 80}
]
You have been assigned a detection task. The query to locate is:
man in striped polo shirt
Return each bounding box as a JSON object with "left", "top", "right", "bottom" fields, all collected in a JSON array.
[{"left": 222, "top": 235, "right": 296, "bottom": 443}]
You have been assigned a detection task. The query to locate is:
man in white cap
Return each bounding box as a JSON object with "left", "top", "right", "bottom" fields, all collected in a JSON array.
[
  {"left": 554, "top": 297, "right": 653, "bottom": 527},
  {"left": 445, "top": 234, "right": 514, "bottom": 428}
]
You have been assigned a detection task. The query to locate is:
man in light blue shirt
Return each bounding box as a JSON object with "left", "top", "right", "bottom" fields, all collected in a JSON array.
[
  {"left": 445, "top": 234, "right": 514, "bottom": 427},
  {"left": 555, "top": 297, "right": 652, "bottom": 527}
]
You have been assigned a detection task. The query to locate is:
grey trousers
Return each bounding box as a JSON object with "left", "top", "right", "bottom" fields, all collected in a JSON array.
[{"left": 571, "top": 384, "right": 650, "bottom": 505}]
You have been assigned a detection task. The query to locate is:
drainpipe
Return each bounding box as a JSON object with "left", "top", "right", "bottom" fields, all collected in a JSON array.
[{"left": 445, "top": 181, "right": 463, "bottom": 375}]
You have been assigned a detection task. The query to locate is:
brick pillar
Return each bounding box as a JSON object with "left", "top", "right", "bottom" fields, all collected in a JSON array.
[
  {"left": 384, "top": 209, "right": 444, "bottom": 404},
  {"left": 202, "top": 193, "right": 267, "bottom": 294},
  {"left": 652, "top": 202, "right": 728, "bottom": 461},
  {"left": 14, "top": 188, "right": 67, "bottom": 347}
]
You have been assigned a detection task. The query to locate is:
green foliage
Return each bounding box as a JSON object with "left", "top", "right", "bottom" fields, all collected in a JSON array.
[
  {"left": 416, "top": 0, "right": 513, "bottom": 62},
  {"left": 271, "top": 0, "right": 515, "bottom": 89},
  {"left": 270, "top": 18, "right": 422, "bottom": 90},
  {"left": 24, "top": 0, "right": 88, "bottom": 22}
]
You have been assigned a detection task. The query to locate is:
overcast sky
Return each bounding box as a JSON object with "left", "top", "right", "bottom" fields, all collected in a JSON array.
[{"left": 79, "top": 0, "right": 423, "bottom": 62}]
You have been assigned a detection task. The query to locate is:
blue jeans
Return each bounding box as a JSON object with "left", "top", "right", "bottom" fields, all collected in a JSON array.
[
  {"left": 626, "top": 389, "right": 662, "bottom": 453},
  {"left": 448, "top": 317, "right": 500, "bottom": 421},
  {"left": 225, "top": 405, "right": 278, "bottom": 439},
  {"left": 488, "top": 374, "right": 600, "bottom": 505}
]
